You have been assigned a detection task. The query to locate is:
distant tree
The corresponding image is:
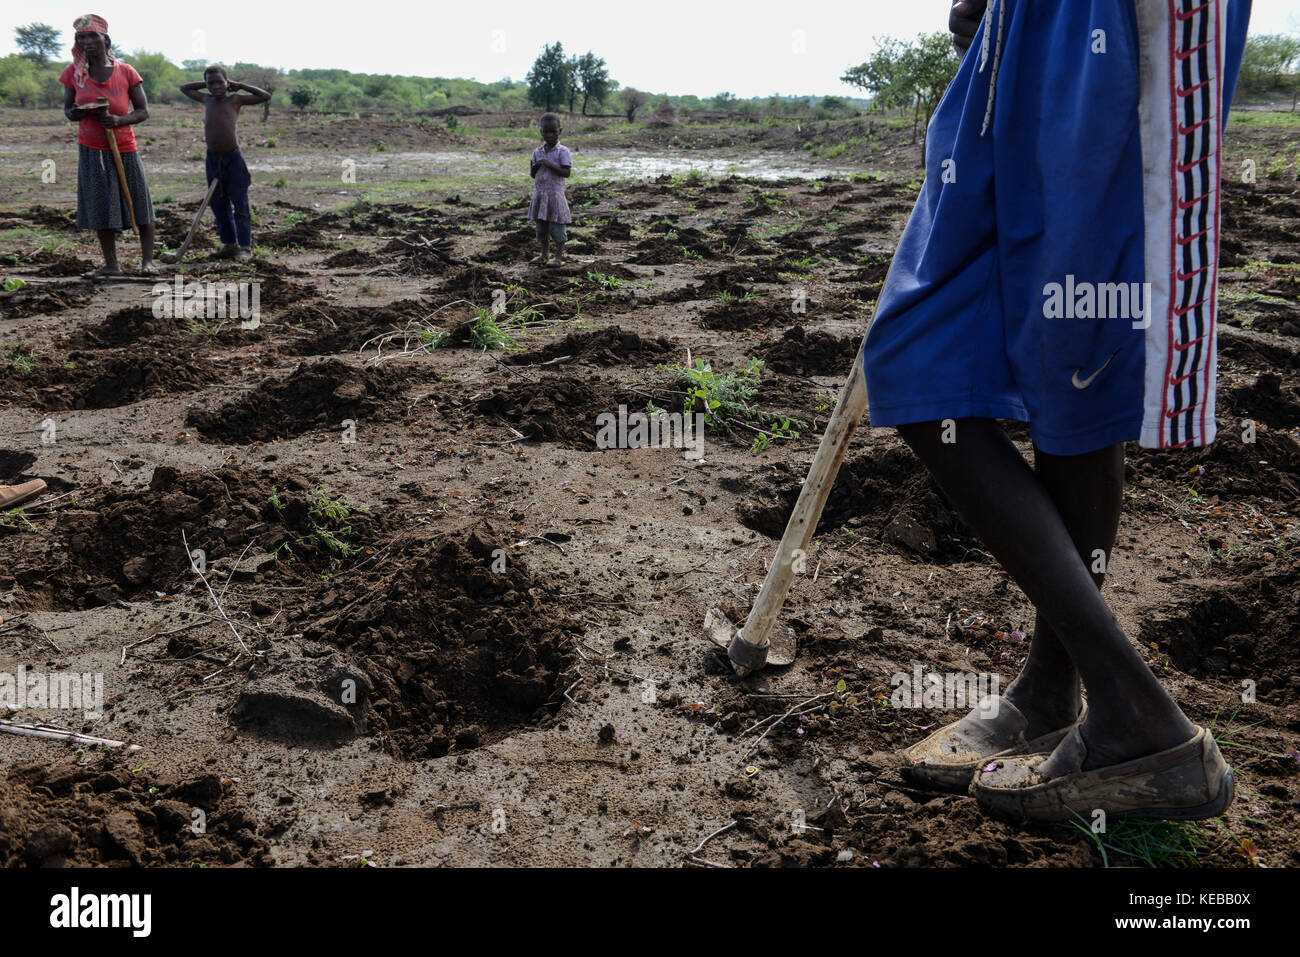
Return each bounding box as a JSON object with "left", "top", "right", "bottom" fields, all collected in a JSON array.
[
  {"left": 235, "top": 64, "right": 283, "bottom": 121},
  {"left": 842, "top": 32, "right": 958, "bottom": 143},
  {"left": 15, "top": 23, "right": 60, "bottom": 64},
  {"left": 526, "top": 42, "right": 568, "bottom": 112},
  {"left": 0, "top": 57, "right": 42, "bottom": 107},
  {"left": 1239, "top": 33, "right": 1300, "bottom": 107},
  {"left": 818, "top": 94, "right": 849, "bottom": 117},
  {"left": 290, "top": 83, "right": 318, "bottom": 113},
  {"left": 564, "top": 55, "right": 580, "bottom": 112},
  {"left": 181, "top": 58, "right": 209, "bottom": 72},
  {"left": 711, "top": 91, "right": 736, "bottom": 112},
  {"left": 124, "top": 51, "right": 184, "bottom": 103},
  {"left": 574, "top": 51, "right": 612, "bottom": 115},
  {"left": 621, "top": 87, "right": 645, "bottom": 122}
]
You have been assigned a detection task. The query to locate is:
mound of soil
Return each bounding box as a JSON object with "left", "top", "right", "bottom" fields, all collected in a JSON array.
[
  {"left": 0, "top": 280, "right": 92, "bottom": 318},
  {"left": 474, "top": 375, "right": 630, "bottom": 448},
  {"left": 70, "top": 305, "right": 181, "bottom": 347},
  {"left": 279, "top": 298, "right": 433, "bottom": 356},
  {"left": 1224, "top": 373, "right": 1300, "bottom": 429},
  {"left": 628, "top": 233, "right": 711, "bottom": 265},
  {"left": 830, "top": 255, "right": 893, "bottom": 285},
  {"left": 702, "top": 296, "right": 785, "bottom": 330},
  {"left": 322, "top": 248, "right": 379, "bottom": 269},
  {"left": 8, "top": 204, "right": 75, "bottom": 231},
  {"left": 433, "top": 264, "right": 509, "bottom": 302},
  {"left": 480, "top": 226, "right": 542, "bottom": 263},
  {"left": 761, "top": 326, "right": 859, "bottom": 375},
  {"left": 0, "top": 251, "right": 93, "bottom": 277},
  {"left": 737, "top": 445, "right": 979, "bottom": 562},
  {"left": 507, "top": 326, "right": 673, "bottom": 367},
  {"left": 0, "top": 344, "right": 222, "bottom": 412},
  {"left": 0, "top": 762, "right": 271, "bottom": 867},
  {"left": 257, "top": 275, "right": 316, "bottom": 309},
  {"left": 0, "top": 465, "right": 388, "bottom": 609},
  {"left": 261, "top": 223, "right": 333, "bottom": 250},
  {"left": 187, "top": 358, "right": 407, "bottom": 443},
  {"left": 1142, "top": 552, "right": 1300, "bottom": 688},
  {"left": 584, "top": 260, "right": 639, "bottom": 280},
  {"left": 1127, "top": 427, "right": 1300, "bottom": 503},
  {"left": 300, "top": 523, "right": 579, "bottom": 759},
  {"left": 595, "top": 219, "right": 633, "bottom": 241}
]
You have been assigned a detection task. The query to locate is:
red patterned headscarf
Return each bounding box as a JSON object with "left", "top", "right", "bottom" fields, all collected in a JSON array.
[{"left": 70, "top": 14, "right": 112, "bottom": 89}]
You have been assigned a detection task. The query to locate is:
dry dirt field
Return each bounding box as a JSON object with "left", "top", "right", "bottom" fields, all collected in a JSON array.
[{"left": 1, "top": 105, "right": 1299, "bottom": 868}]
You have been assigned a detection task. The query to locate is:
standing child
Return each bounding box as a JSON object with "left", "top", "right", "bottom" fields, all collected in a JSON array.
[
  {"left": 179, "top": 66, "right": 271, "bottom": 261},
  {"left": 528, "top": 113, "right": 572, "bottom": 266}
]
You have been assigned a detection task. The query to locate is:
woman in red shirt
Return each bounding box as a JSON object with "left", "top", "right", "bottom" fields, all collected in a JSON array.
[{"left": 59, "top": 14, "right": 157, "bottom": 275}]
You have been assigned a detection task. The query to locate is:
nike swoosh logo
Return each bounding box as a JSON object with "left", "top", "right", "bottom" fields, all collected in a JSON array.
[{"left": 1072, "top": 349, "right": 1122, "bottom": 390}]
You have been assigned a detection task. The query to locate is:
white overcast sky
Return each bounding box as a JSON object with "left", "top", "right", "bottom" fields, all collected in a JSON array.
[{"left": 4, "top": 1, "right": 1297, "bottom": 98}]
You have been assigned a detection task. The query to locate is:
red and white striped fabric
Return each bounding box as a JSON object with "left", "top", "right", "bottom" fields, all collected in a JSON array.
[{"left": 1136, "top": 0, "right": 1230, "bottom": 449}]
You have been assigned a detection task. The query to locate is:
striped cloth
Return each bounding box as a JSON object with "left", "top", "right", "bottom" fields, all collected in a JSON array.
[{"left": 76, "top": 143, "right": 155, "bottom": 231}]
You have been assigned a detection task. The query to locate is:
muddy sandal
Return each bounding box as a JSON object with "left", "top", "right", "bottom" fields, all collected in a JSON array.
[
  {"left": 970, "top": 725, "right": 1234, "bottom": 822},
  {"left": 899, "top": 695, "right": 1085, "bottom": 792}
]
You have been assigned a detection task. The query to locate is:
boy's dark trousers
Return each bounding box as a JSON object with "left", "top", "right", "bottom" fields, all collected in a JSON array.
[{"left": 205, "top": 148, "right": 252, "bottom": 248}]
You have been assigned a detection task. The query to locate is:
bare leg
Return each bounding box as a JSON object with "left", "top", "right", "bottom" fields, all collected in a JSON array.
[
  {"left": 138, "top": 222, "right": 157, "bottom": 273},
  {"left": 94, "top": 229, "right": 121, "bottom": 275},
  {"left": 897, "top": 418, "right": 1197, "bottom": 770},
  {"left": 1001, "top": 443, "right": 1126, "bottom": 737}
]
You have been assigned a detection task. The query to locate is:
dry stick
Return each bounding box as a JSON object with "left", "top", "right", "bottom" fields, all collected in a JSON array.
[
  {"left": 180, "top": 528, "right": 251, "bottom": 655},
  {"left": 689, "top": 819, "right": 742, "bottom": 854},
  {"left": 0, "top": 718, "right": 124, "bottom": 748},
  {"left": 219, "top": 539, "right": 258, "bottom": 604},
  {"left": 743, "top": 692, "right": 834, "bottom": 752},
  {"left": 162, "top": 177, "right": 220, "bottom": 263}
]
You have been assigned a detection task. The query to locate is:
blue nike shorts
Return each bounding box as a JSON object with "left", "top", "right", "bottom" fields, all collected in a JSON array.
[{"left": 862, "top": 0, "right": 1251, "bottom": 453}]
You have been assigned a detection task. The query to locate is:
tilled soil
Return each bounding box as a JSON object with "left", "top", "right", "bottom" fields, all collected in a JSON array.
[{"left": 2, "top": 119, "right": 1299, "bottom": 869}]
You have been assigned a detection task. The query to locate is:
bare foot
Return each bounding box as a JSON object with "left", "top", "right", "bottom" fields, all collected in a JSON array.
[
  {"left": 139, "top": 261, "right": 159, "bottom": 275},
  {"left": 90, "top": 263, "right": 123, "bottom": 277}
]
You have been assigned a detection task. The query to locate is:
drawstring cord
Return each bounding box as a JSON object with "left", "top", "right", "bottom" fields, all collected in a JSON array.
[{"left": 978, "top": 0, "right": 1007, "bottom": 137}]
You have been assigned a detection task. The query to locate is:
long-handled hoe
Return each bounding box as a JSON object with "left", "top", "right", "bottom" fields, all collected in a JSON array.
[{"left": 705, "top": 338, "right": 870, "bottom": 676}]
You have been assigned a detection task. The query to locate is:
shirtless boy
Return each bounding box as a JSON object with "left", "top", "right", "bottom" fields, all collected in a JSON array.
[{"left": 180, "top": 67, "right": 271, "bottom": 260}]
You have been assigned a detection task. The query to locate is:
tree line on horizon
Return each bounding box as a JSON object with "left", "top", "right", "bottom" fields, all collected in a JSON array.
[{"left": 3, "top": 22, "right": 1295, "bottom": 122}]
